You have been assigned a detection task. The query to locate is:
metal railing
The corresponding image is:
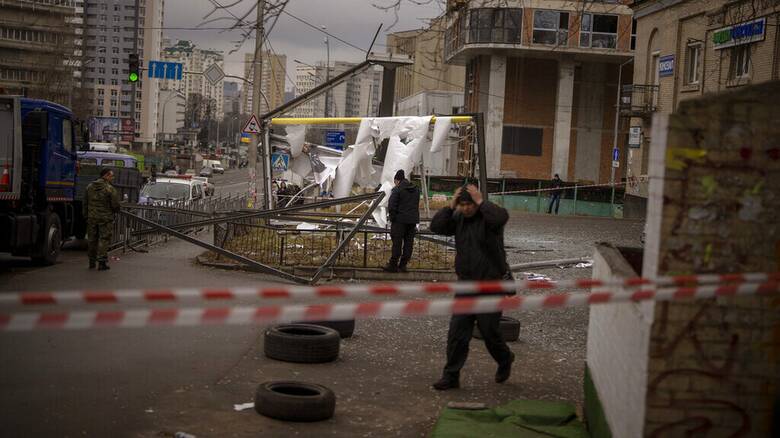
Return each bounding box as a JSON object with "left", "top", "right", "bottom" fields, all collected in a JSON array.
[
  {"left": 620, "top": 84, "right": 659, "bottom": 118},
  {"left": 109, "top": 194, "right": 248, "bottom": 251},
  {"left": 211, "top": 218, "right": 455, "bottom": 272}
]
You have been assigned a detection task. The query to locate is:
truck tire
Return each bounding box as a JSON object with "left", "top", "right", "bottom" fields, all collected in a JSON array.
[
  {"left": 473, "top": 316, "right": 521, "bottom": 342},
  {"left": 264, "top": 324, "right": 340, "bottom": 364},
  {"left": 254, "top": 381, "right": 335, "bottom": 422},
  {"left": 32, "top": 212, "right": 61, "bottom": 266},
  {"left": 298, "top": 319, "right": 355, "bottom": 338}
]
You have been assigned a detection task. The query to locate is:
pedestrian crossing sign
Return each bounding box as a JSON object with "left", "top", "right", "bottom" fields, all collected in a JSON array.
[{"left": 271, "top": 153, "right": 289, "bottom": 172}]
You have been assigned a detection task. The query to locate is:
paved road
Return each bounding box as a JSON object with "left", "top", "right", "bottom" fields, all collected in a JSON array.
[
  {"left": 0, "top": 233, "right": 277, "bottom": 437},
  {"left": 209, "top": 168, "right": 249, "bottom": 196},
  {"left": 0, "top": 203, "right": 644, "bottom": 437}
]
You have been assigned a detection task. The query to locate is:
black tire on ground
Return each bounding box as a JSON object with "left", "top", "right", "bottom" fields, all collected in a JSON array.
[
  {"left": 473, "top": 316, "right": 521, "bottom": 342},
  {"left": 32, "top": 212, "right": 61, "bottom": 265},
  {"left": 264, "top": 324, "right": 340, "bottom": 363},
  {"left": 301, "top": 319, "right": 355, "bottom": 338},
  {"left": 254, "top": 381, "right": 335, "bottom": 422}
]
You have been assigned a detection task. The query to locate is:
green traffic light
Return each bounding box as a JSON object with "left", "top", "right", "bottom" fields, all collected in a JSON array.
[{"left": 129, "top": 72, "right": 139, "bottom": 82}]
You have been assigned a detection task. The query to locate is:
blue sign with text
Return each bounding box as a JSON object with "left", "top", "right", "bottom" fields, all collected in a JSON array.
[
  {"left": 148, "top": 61, "right": 183, "bottom": 80},
  {"left": 325, "top": 130, "right": 346, "bottom": 150},
  {"left": 659, "top": 55, "right": 675, "bottom": 77}
]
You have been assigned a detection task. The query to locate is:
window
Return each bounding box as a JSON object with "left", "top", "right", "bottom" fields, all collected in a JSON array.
[
  {"left": 114, "top": 5, "right": 120, "bottom": 11},
  {"left": 113, "top": 26, "right": 120, "bottom": 33},
  {"left": 80, "top": 158, "right": 98, "bottom": 166},
  {"left": 502, "top": 126, "right": 543, "bottom": 156},
  {"left": 97, "top": 89, "right": 105, "bottom": 96},
  {"left": 631, "top": 19, "right": 637, "bottom": 51},
  {"left": 112, "top": 47, "right": 119, "bottom": 54},
  {"left": 580, "top": 14, "right": 617, "bottom": 48},
  {"left": 113, "top": 15, "right": 120, "bottom": 22},
  {"left": 110, "top": 110, "right": 117, "bottom": 117},
  {"left": 111, "top": 58, "right": 119, "bottom": 65},
  {"left": 98, "top": 57, "right": 105, "bottom": 63},
  {"left": 98, "top": 67, "right": 105, "bottom": 74},
  {"left": 111, "top": 160, "right": 125, "bottom": 167},
  {"left": 62, "top": 119, "right": 73, "bottom": 152},
  {"left": 730, "top": 45, "right": 750, "bottom": 79},
  {"left": 110, "top": 79, "right": 118, "bottom": 85},
  {"left": 111, "top": 68, "right": 118, "bottom": 75},
  {"left": 112, "top": 36, "right": 119, "bottom": 43},
  {"left": 99, "top": 14, "right": 106, "bottom": 21},
  {"left": 99, "top": 35, "right": 106, "bottom": 42},
  {"left": 685, "top": 43, "right": 701, "bottom": 85},
  {"left": 97, "top": 78, "right": 105, "bottom": 85},
  {"left": 533, "top": 11, "right": 569, "bottom": 46}
]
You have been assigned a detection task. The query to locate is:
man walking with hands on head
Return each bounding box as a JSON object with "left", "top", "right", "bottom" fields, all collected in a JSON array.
[
  {"left": 429, "top": 183, "right": 515, "bottom": 390},
  {"left": 383, "top": 169, "right": 420, "bottom": 273}
]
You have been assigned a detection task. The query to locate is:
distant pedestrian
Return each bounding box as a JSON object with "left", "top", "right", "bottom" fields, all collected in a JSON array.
[
  {"left": 84, "top": 168, "right": 120, "bottom": 271},
  {"left": 383, "top": 169, "right": 420, "bottom": 273},
  {"left": 150, "top": 164, "right": 158, "bottom": 182},
  {"left": 429, "top": 184, "right": 514, "bottom": 390},
  {"left": 548, "top": 174, "right": 563, "bottom": 215}
]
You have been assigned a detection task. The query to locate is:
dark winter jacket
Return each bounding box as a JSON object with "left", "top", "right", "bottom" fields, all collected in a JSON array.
[
  {"left": 551, "top": 176, "right": 563, "bottom": 196},
  {"left": 430, "top": 201, "right": 509, "bottom": 282},
  {"left": 388, "top": 179, "right": 420, "bottom": 224},
  {"left": 83, "top": 178, "right": 120, "bottom": 223}
]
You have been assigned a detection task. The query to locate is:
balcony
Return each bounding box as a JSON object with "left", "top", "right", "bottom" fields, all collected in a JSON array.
[{"left": 619, "top": 84, "right": 658, "bottom": 118}]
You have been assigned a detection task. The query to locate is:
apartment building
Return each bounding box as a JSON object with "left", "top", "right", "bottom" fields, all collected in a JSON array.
[
  {"left": 0, "top": 0, "right": 78, "bottom": 106},
  {"left": 161, "top": 39, "right": 225, "bottom": 123},
  {"left": 444, "top": 0, "right": 636, "bottom": 183},
  {"left": 241, "top": 50, "right": 286, "bottom": 115},
  {"left": 623, "top": 0, "right": 780, "bottom": 217},
  {"left": 81, "top": 0, "right": 164, "bottom": 151}
]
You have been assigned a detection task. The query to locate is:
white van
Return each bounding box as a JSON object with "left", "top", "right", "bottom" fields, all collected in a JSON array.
[
  {"left": 202, "top": 159, "right": 225, "bottom": 174},
  {"left": 139, "top": 176, "right": 204, "bottom": 206}
]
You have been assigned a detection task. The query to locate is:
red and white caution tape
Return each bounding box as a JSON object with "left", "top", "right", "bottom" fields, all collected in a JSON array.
[
  {"left": 1, "top": 272, "right": 777, "bottom": 307},
  {"left": 1, "top": 282, "right": 777, "bottom": 331}
]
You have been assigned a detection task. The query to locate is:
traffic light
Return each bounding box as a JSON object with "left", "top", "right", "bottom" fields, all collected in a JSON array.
[{"left": 128, "top": 54, "right": 139, "bottom": 83}]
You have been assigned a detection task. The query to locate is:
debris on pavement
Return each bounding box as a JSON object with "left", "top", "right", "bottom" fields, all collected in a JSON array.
[{"left": 233, "top": 402, "right": 255, "bottom": 412}]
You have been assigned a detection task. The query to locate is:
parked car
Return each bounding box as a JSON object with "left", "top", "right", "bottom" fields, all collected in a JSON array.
[
  {"left": 193, "top": 176, "right": 215, "bottom": 196},
  {"left": 212, "top": 163, "right": 225, "bottom": 174},
  {"left": 199, "top": 166, "right": 213, "bottom": 177},
  {"left": 139, "top": 176, "right": 204, "bottom": 206},
  {"left": 185, "top": 169, "right": 196, "bottom": 176},
  {"left": 164, "top": 170, "right": 178, "bottom": 177}
]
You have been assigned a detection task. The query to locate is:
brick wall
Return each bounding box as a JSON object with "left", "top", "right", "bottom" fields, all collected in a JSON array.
[{"left": 643, "top": 81, "right": 780, "bottom": 436}]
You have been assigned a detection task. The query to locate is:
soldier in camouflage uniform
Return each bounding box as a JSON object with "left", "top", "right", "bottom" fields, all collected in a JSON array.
[{"left": 84, "top": 168, "right": 120, "bottom": 270}]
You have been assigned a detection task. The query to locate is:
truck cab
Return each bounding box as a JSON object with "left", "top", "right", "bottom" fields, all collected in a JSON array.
[{"left": 0, "top": 96, "right": 79, "bottom": 264}]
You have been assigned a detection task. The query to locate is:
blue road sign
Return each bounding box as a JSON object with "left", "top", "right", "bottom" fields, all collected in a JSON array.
[
  {"left": 325, "top": 130, "right": 346, "bottom": 150},
  {"left": 271, "top": 153, "right": 289, "bottom": 172},
  {"left": 612, "top": 147, "right": 620, "bottom": 161},
  {"left": 148, "top": 61, "right": 183, "bottom": 80}
]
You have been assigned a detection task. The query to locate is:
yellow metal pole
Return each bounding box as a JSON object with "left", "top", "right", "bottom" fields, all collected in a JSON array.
[{"left": 269, "top": 116, "right": 473, "bottom": 125}]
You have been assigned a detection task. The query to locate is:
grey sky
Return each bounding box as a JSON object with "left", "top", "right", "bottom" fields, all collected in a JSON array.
[{"left": 163, "top": 0, "right": 444, "bottom": 90}]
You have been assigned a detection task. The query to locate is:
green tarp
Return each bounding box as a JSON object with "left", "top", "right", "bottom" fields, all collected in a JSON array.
[{"left": 430, "top": 399, "right": 589, "bottom": 438}]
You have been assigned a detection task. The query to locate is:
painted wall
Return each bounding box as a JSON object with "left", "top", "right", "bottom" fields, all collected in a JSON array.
[
  {"left": 586, "top": 244, "right": 653, "bottom": 438},
  {"left": 642, "top": 82, "right": 780, "bottom": 436}
]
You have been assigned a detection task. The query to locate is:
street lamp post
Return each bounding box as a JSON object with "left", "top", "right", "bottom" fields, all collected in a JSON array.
[
  {"left": 611, "top": 58, "right": 634, "bottom": 186},
  {"left": 323, "top": 25, "right": 330, "bottom": 118}
]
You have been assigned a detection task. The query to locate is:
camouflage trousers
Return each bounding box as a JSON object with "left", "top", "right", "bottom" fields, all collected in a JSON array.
[{"left": 87, "top": 220, "right": 113, "bottom": 262}]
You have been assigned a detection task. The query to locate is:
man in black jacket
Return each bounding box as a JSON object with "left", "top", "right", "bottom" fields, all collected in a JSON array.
[
  {"left": 429, "top": 184, "right": 515, "bottom": 390},
  {"left": 384, "top": 170, "right": 420, "bottom": 273}
]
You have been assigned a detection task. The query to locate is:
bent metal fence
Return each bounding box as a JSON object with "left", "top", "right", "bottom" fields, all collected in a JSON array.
[
  {"left": 207, "top": 218, "right": 455, "bottom": 273},
  {"left": 109, "top": 194, "right": 248, "bottom": 251}
]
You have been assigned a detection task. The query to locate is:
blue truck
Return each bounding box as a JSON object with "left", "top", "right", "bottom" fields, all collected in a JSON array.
[{"left": 0, "top": 96, "right": 85, "bottom": 264}]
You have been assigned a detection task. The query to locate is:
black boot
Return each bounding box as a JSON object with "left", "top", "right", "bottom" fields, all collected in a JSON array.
[
  {"left": 89, "top": 260, "right": 96, "bottom": 269},
  {"left": 98, "top": 261, "right": 110, "bottom": 271},
  {"left": 432, "top": 377, "right": 460, "bottom": 391},
  {"left": 382, "top": 264, "right": 398, "bottom": 273},
  {"left": 398, "top": 265, "right": 408, "bottom": 273},
  {"left": 495, "top": 353, "right": 515, "bottom": 383}
]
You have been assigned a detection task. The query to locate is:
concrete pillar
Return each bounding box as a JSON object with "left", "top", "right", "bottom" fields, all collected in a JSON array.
[
  {"left": 481, "top": 55, "right": 506, "bottom": 178},
  {"left": 574, "top": 62, "right": 606, "bottom": 182},
  {"left": 552, "top": 58, "right": 575, "bottom": 180}
]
